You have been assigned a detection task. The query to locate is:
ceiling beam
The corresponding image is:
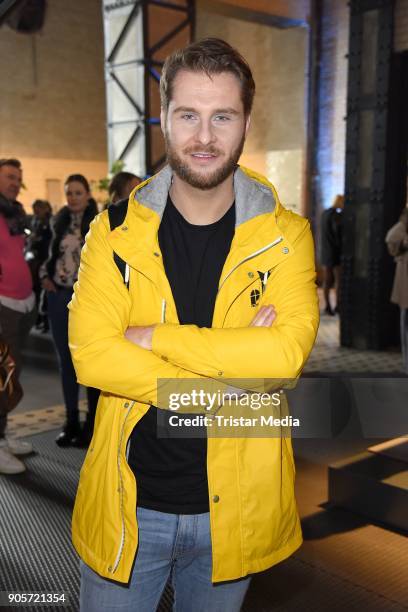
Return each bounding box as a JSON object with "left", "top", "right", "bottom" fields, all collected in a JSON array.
[
  {"left": 196, "top": 0, "right": 309, "bottom": 29},
  {"left": 0, "top": 0, "right": 22, "bottom": 23}
]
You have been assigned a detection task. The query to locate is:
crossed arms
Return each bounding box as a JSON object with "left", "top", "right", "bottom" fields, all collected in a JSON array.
[{"left": 68, "top": 212, "right": 319, "bottom": 405}]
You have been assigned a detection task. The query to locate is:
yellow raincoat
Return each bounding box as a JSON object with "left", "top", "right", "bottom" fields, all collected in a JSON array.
[{"left": 68, "top": 165, "right": 319, "bottom": 584}]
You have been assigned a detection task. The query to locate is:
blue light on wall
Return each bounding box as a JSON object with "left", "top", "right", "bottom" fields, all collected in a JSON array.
[{"left": 316, "top": 3, "right": 348, "bottom": 211}]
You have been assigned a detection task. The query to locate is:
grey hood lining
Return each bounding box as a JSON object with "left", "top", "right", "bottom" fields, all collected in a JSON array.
[{"left": 134, "top": 165, "right": 276, "bottom": 227}]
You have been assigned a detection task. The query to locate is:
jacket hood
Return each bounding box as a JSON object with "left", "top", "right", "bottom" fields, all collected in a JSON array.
[{"left": 132, "top": 164, "right": 278, "bottom": 228}]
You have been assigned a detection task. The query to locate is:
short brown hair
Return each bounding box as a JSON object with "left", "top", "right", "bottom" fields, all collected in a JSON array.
[
  {"left": 109, "top": 171, "right": 141, "bottom": 199},
  {"left": 0, "top": 158, "right": 22, "bottom": 171},
  {"left": 160, "top": 38, "right": 255, "bottom": 116}
]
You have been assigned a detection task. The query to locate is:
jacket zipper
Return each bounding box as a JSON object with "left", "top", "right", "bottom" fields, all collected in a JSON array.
[
  {"left": 112, "top": 298, "right": 165, "bottom": 573},
  {"left": 111, "top": 400, "right": 135, "bottom": 574},
  {"left": 218, "top": 236, "right": 284, "bottom": 293},
  {"left": 161, "top": 299, "right": 166, "bottom": 323}
]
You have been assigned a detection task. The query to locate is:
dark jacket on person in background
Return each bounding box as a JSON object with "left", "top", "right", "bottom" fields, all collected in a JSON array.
[
  {"left": 28, "top": 215, "right": 52, "bottom": 265},
  {"left": 320, "top": 207, "right": 343, "bottom": 267},
  {"left": 0, "top": 193, "right": 28, "bottom": 236}
]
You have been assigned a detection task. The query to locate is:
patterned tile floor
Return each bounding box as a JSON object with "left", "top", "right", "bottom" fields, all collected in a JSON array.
[
  {"left": 305, "top": 313, "right": 405, "bottom": 374},
  {"left": 7, "top": 401, "right": 87, "bottom": 440}
]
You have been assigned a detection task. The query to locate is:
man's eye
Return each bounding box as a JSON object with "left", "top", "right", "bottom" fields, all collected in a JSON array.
[
  {"left": 214, "top": 115, "right": 230, "bottom": 122},
  {"left": 181, "top": 114, "right": 195, "bottom": 120}
]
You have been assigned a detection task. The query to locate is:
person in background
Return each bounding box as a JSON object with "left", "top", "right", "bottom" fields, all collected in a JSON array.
[
  {"left": 108, "top": 171, "right": 141, "bottom": 204},
  {"left": 26, "top": 199, "right": 53, "bottom": 332},
  {"left": 320, "top": 194, "right": 344, "bottom": 315},
  {"left": 385, "top": 203, "right": 408, "bottom": 373},
  {"left": 0, "top": 158, "right": 36, "bottom": 474},
  {"left": 40, "top": 174, "right": 99, "bottom": 447}
]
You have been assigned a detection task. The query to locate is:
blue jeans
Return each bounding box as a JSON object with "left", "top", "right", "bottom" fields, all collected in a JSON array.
[
  {"left": 47, "top": 288, "right": 99, "bottom": 429},
  {"left": 80, "top": 507, "right": 251, "bottom": 611}
]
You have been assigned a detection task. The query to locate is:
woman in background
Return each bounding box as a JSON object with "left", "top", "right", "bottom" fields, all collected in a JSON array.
[
  {"left": 41, "top": 174, "right": 99, "bottom": 446},
  {"left": 320, "top": 194, "right": 344, "bottom": 315}
]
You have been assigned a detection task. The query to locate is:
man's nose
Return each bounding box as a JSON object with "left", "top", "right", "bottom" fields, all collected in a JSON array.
[{"left": 195, "top": 119, "right": 215, "bottom": 146}]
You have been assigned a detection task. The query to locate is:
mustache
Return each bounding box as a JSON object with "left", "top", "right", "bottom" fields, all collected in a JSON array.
[{"left": 183, "top": 146, "right": 223, "bottom": 156}]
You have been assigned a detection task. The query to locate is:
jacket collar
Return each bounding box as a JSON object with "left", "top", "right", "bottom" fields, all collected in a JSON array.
[
  {"left": 108, "top": 164, "right": 286, "bottom": 277},
  {"left": 133, "top": 164, "right": 276, "bottom": 229}
]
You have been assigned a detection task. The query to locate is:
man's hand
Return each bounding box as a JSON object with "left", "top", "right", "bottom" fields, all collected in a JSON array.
[
  {"left": 250, "top": 304, "right": 276, "bottom": 327},
  {"left": 125, "top": 305, "right": 276, "bottom": 351},
  {"left": 125, "top": 325, "right": 156, "bottom": 350}
]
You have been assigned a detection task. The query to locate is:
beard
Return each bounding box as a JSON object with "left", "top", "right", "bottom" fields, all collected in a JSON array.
[{"left": 165, "top": 130, "right": 246, "bottom": 190}]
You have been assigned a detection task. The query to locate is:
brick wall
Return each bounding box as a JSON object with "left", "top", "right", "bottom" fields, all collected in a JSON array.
[
  {"left": 208, "top": 0, "right": 310, "bottom": 22},
  {"left": 196, "top": 7, "right": 308, "bottom": 213},
  {"left": 0, "top": 0, "right": 108, "bottom": 208}
]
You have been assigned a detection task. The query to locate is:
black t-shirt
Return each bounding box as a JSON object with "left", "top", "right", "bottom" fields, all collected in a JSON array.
[{"left": 128, "top": 195, "right": 235, "bottom": 514}]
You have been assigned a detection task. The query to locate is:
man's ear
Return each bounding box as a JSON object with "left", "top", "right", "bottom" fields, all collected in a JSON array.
[
  {"left": 245, "top": 114, "right": 251, "bottom": 136},
  {"left": 160, "top": 109, "right": 166, "bottom": 135}
]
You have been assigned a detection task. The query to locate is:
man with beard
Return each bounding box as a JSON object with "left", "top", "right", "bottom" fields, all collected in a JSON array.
[
  {"left": 69, "top": 39, "right": 319, "bottom": 611},
  {"left": 0, "top": 158, "right": 35, "bottom": 474}
]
